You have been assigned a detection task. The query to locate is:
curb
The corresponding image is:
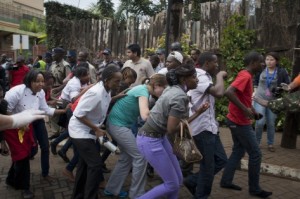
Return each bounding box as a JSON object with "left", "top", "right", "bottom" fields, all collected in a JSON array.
[{"left": 241, "top": 159, "right": 300, "bottom": 181}]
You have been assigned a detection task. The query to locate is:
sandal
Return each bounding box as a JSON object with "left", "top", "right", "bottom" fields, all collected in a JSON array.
[{"left": 1, "top": 142, "right": 9, "bottom": 156}]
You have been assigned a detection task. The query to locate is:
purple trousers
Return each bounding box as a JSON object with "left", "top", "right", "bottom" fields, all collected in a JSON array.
[{"left": 136, "top": 134, "right": 182, "bottom": 199}]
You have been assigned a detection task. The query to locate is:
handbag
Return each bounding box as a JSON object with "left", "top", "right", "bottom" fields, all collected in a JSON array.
[{"left": 172, "top": 119, "right": 202, "bottom": 163}]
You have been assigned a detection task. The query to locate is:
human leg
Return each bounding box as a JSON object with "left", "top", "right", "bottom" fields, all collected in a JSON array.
[
  {"left": 253, "top": 102, "right": 266, "bottom": 145},
  {"left": 105, "top": 124, "right": 146, "bottom": 198},
  {"left": 136, "top": 135, "right": 181, "bottom": 199},
  {"left": 193, "top": 131, "right": 227, "bottom": 198},
  {"left": 72, "top": 138, "right": 104, "bottom": 199},
  {"left": 266, "top": 108, "right": 277, "bottom": 147},
  {"left": 32, "top": 119, "right": 50, "bottom": 177},
  {"left": 221, "top": 120, "right": 246, "bottom": 186}
]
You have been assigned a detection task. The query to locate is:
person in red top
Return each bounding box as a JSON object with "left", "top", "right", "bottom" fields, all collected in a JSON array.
[
  {"left": 220, "top": 52, "right": 273, "bottom": 198},
  {"left": 9, "top": 56, "right": 30, "bottom": 88}
]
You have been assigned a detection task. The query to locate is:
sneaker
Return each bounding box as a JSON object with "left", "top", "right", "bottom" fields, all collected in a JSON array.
[
  {"left": 250, "top": 190, "right": 272, "bottom": 198},
  {"left": 22, "top": 190, "right": 34, "bottom": 199},
  {"left": 103, "top": 190, "right": 128, "bottom": 198},
  {"left": 58, "top": 150, "right": 70, "bottom": 163},
  {"left": 50, "top": 142, "right": 57, "bottom": 155},
  {"left": 62, "top": 168, "right": 75, "bottom": 182}
]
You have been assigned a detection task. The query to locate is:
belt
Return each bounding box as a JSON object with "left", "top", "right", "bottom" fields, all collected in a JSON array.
[{"left": 138, "top": 130, "right": 164, "bottom": 138}]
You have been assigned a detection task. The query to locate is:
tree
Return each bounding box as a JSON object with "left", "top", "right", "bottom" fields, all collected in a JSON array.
[{"left": 96, "top": 0, "right": 115, "bottom": 18}]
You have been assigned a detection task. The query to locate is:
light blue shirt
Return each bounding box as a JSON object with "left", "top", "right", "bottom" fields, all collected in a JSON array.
[{"left": 108, "top": 85, "right": 149, "bottom": 127}]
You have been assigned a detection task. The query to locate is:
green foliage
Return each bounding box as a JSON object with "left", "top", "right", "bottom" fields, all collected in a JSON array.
[
  {"left": 180, "top": 34, "right": 197, "bottom": 55},
  {"left": 96, "top": 0, "right": 115, "bottom": 18},
  {"left": 115, "top": 0, "right": 164, "bottom": 22},
  {"left": 44, "top": 1, "right": 100, "bottom": 49},
  {"left": 217, "top": 14, "right": 256, "bottom": 125},
  {"left": 20, "top": 18, "right": 45, "bottom": 33}
]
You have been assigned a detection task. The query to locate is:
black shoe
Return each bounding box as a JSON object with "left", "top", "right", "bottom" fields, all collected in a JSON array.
[
  {"left": 221, "top": 183, "right": 242, "bottom": 191},
  {"left": 22, "top": 190, "right": 34, "bottom": 199},
  {"left": 101, "top": 164, "right": 111, "bottom": 173},
  {"left": 57, "top": 150, "right": 70, "bottom": 163},
  {"left": 50, "top": 143, "right": 57, "bottom": 155},
  {"left": 250, "top": 190, "right": 272, "bottom": 198}
]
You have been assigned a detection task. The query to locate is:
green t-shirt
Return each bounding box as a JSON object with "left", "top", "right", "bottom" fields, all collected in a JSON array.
[{"left": 108, "top": 85, "right": 149, "bottom": 127}]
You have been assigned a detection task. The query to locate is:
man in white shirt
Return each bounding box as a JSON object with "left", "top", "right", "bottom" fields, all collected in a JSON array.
[
  {"left": 123, "top": 44, "right": 155, "bottom": 86},
  {"left": 184, "top": 52, "right": 228, "bottom": 198}
]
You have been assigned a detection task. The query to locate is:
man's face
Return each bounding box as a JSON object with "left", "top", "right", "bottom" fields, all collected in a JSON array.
[
  {"left": 103, "top": 53, "right": 111, "bottom": 62},
  {"left": 206, "top": 55, "right": 219, "bottom": 76},
  {"left": 190, "top": 50, "right": 199, "bottom": 62},
  {"left": 166, "top": 56, "right": 180, "bottom": 71},
  {"left": 52, "top": 53, "right": 63, "bottom": 62},
  {"left": 127, "top": 50, "right": 136, "bottom": 60}
]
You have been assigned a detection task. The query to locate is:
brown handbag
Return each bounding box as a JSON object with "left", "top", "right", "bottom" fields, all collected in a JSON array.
[{"left": 172, "top": 120, "right": 203, "bottom": 163}]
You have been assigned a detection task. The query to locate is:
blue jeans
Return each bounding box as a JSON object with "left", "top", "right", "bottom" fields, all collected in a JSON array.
[
  {"left": 52, "top": 130, "right": 72, "bottom": 153},
  {"left": 193, "top": 131, "right": 227, "bottom": 199},
  {"left": 221, "top": 119, "right": 262, "bottom": 194},
  {"left": 253, "top": 101, "right": 277, "bottom": 145},
  {"left": 31, "top": 119, "right": 50, "bottom": 177},
  {"left": 136, "top": 134, "right": 182, "bottom": 199},
  {"left": 66, "top": 141, "right": 79, "bottom": 172}
]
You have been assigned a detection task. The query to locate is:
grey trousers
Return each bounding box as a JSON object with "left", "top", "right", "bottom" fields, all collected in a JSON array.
[{"left": 105, "top": 122, "right": 147, "bottom": 198}]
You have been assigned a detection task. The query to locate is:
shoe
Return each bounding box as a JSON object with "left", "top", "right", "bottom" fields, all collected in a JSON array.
[
  {"left": 103, "top": 190, "right": 128, "bottom": 198},
  {"left": 58, "top": 150, "right": 70, "bottom": 163},
  {"left": 50, "top": 142, "right": 57, "bottom": 155},
  {"left": 22, "top": 190, "right": 34, "bottom": 199},
  {"left": 62, "top": 168, "right": 75, "bottom": 182},
  {"left": 250, "top": 190, "right": 272, "bottom": 198},
  {"left": 102, "top": 164, "right": 111, "bottom": 173},
  {"left": 221, "top": 183, "right": 242, "bottom": 190},
  {"left": 268, "top": 145, "right": 275, "bottom": 152},
  {"left": 43, "top": 175, "right": 55, "bottom": 182}
]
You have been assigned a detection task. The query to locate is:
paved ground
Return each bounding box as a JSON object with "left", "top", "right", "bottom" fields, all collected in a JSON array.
[{"left": 1, "top": 127, "right": 300, "bottom": 199}]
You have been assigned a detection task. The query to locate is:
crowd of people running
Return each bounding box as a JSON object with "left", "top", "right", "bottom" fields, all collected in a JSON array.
[{"left": 1, "top": 41, "right": 294, "bottom": 199}]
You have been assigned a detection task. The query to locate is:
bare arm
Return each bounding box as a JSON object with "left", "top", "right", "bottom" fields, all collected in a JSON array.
[
  {"left": 167, "top": 115, "right": 181, "bottom": 134},
  {"left": 207, "top": 71, "right": 227, "bottom": 98},
  {"left": 139, "top": 96, "right": 150, "bottom": 121}
]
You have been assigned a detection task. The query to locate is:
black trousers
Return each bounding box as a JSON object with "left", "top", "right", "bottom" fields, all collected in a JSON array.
[
  {"left": 71, "top": 138, "right": 104, "bottom": 199},
  {"left": 6, "top": 156, "right": 30, "bottom": 190}
]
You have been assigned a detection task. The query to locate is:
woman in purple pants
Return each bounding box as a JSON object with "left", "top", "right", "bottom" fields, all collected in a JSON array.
[{"left": 136, "top": 64, "right": 208, "bottom": 199}]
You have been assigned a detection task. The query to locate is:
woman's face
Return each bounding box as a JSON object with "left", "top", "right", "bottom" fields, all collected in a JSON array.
[
  {"left": 166, "top": 57, "right": 180, "bottom": 71},
  {"left": 184, "top": 73, "right": 199, "bottom": 90},
  {"left": 31, "top": 74, "right": 44, "bottom": 93},
  {"left": 265, "top": 55, "right": 277, "bottom": 68},
  {"left": 105, "top": 72, "right": 122, "bottom": 91},
  {"left": 153, "top": 84, "right": 166, "bottom": 98}
]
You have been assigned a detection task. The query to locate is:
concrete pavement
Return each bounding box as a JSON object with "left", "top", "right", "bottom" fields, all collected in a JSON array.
[{"left": 0, "top": 127, "right": 300, "bottom": 199}]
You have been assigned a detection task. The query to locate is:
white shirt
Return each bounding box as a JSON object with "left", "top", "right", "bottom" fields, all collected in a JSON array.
[
  {"left": 60, "top": 77, "right": 87, "bottom": 102},
  {"left": 157, "top": 67, "right": 168, "bottom": 75},
  {"left": 188, "top": 68, "right": 219, "bottom": 135},
  {"left": 68, "top": 81, "right": 111, "bottom": 139},
  {"left": 5, "top": 84, "right": 55, "bottom": 115}
]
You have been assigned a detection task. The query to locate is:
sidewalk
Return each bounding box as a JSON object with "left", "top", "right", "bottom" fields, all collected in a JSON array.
[{"left": 0, "top": 127, "right": 300, "bottom": 199}]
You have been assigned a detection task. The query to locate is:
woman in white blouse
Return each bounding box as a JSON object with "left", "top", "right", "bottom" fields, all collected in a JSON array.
[
  {"left": 68, "top": 65, "right": 122, "bottom": 199},
  {"left": 4, "top": 70, "right": 67, "bottom": 199}
]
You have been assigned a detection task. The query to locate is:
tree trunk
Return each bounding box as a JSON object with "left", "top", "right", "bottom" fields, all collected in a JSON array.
[
  {"left": 281, "top": 112, "right": 299, "bottom": 149},
  {"left": 170, "top": 0, "right": 183, "bottom": 42}
]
